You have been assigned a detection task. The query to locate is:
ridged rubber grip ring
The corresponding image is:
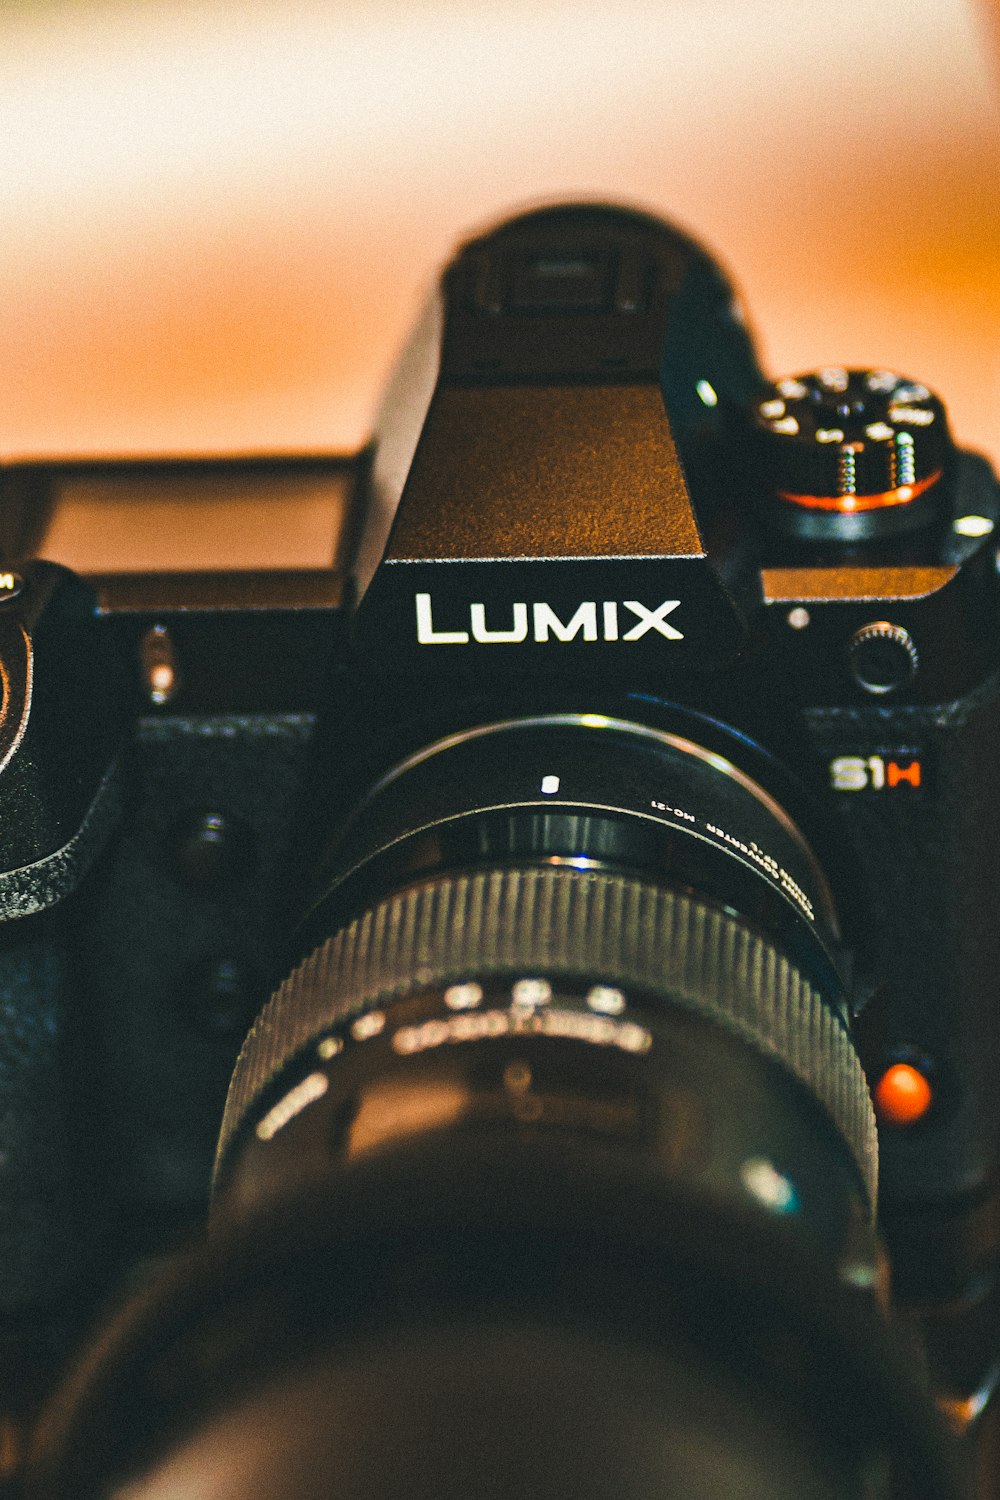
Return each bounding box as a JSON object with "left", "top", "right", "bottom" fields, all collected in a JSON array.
[{"left": 218, "top": 867, "right": 876, "bottom": 1207}]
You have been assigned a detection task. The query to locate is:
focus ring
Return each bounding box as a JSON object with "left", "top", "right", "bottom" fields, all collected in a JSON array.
[{"left": 218, "top": 867, "right": 876, "bottom": 1206}]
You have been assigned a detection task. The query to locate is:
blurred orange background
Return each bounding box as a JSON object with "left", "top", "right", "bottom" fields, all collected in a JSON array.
[{"left": 1, "top": 0, "right": 998, "bottom": 462}]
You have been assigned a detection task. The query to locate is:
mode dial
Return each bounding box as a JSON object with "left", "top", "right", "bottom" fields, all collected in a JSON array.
[{"left": 752, "top": 368, "right": 951, "bottom": 539}]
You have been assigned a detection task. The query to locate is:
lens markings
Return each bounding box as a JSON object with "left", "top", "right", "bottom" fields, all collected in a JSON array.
[
  {"left": 444, "top": 982, "right": 485, "bottom": 1010},
  {"left": 255, "top": 1071, "right": 329, "bottom": 1142},
  {"left": 351, "top": 1011, "right": 386, "bottom": 1041},
  {"left": 392, "top": 1005, "right": 651, "bottom": 1058}
]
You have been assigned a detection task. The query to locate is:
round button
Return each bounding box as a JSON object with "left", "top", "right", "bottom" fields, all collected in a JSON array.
[
  {"left": 171, "top": 810, "right": 255, "bottom": 888},
  {"left": 873, "top": 1062, "right": 934, "bottom": 1127},
  {"left": 752, "top": 369, "right": 951, "bottom": 539},
  {"left": 849, "top": 622, "right": 918, "bottom": 695}
]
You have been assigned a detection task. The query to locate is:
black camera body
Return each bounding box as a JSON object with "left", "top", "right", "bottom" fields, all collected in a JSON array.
[{"left": 3, "top": 204, "right": 999, "bottom": 1495}]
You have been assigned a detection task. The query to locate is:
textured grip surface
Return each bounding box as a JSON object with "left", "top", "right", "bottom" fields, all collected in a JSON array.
[{"left": 219, "top": 868, "right": 876, "bottom": 1205}]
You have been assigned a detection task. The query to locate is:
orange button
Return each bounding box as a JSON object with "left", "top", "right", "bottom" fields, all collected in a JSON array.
[{"left": 874, "top": 1062, "right": 933, "bottom": 1127}]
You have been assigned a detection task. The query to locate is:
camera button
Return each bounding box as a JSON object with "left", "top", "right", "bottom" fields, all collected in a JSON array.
[
  {"left": 171, "top": 809, "right": 255, "bottom": 888},
  {"left": 754, "top": 369, "right": 951, "bottom": 540},
  {"left": 873, "top": 1061, "right": 934, "bottom": 1127},
  {"left": 848, "top": 621, "right": 918, "bottom": 695}
]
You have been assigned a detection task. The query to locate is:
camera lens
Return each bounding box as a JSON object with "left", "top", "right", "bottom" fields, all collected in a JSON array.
[
  {"left": 218, "top": 713, "right": 874, "bottom": 1219},
  {"left": 31, "top": 715, "right": 961, "bottom": 1500},
  {"left": 196, "top": 712, "right": 951, "bottom": 1498}
]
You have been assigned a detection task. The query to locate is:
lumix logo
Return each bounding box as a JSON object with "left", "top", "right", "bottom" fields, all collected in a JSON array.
[{"left": 415, "top": 594, "right": 683, "bottom": 645}]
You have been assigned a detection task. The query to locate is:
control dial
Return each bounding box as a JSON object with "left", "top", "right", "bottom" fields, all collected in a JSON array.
[
  {"left": 752, "top": 368, "right": 951, "bottom": 539},
  {"left": 848, "top": 621, "right": 919, "bottom": 696}
]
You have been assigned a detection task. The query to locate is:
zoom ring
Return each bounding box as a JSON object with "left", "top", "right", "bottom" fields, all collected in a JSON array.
[{"left": 218, "top": 867, "right": 877, "bottom": 1207}]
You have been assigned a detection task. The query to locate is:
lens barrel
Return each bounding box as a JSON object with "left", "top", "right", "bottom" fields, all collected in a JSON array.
[
  {"left": 218, "top": 866, "right": 874, "bottom": 1226},
  {"left": 217, "top": 714, "right": 874, "bottom": 1215}
]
